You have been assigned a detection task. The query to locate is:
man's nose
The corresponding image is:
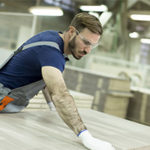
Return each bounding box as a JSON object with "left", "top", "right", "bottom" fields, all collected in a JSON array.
[{"left": 84, "top": 47, "right": 91, "bottom": 54}]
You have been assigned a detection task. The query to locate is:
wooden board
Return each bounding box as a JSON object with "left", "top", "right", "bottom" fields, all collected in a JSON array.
[{"left": 0, "top": 109, "right": 150, "bottom": 150}]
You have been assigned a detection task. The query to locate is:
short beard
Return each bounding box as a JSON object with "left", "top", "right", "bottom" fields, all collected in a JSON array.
[{"left": 68, "top": 36, "right": 81, "bottom": 60}]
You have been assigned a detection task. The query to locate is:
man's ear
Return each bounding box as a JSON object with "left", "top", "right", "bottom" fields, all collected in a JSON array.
[{"left": 68, "top": 26, "right": 76, "bottom": 37}]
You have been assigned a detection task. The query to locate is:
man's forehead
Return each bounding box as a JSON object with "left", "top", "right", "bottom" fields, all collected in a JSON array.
[{"left": 80, "top": 29, "right": 100, "bottom": 43}]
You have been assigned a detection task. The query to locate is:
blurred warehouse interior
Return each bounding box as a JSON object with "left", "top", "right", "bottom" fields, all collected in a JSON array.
[
  {"left": 0, "top": 0, "right": 150, "bottom": 124},
  {"left": 0, "top": 0, "right": 150, "bottom": 88}
]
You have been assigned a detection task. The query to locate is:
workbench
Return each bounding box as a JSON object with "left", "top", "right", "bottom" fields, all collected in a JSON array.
[{"left": 0, "top": 109, "right": 150, "bottom": 150}]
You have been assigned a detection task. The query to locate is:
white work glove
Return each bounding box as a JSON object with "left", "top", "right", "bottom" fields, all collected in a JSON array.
[
  {"left": 78, "top": 130, "right": 115, "bottom": 150},
  {"left": 47, "top": 101, "right": 56, "bottom": 111}
]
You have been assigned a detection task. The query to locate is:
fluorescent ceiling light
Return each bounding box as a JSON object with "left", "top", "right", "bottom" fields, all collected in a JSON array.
[
  {"left": 130, "top": 14, "right": 150, "bottom": 21},
  {"left": 99, "top": 11, "right": 112, "bottom": 27},
  {"left": 80, "top": 5, "right": 108, "bottom": 12},
  {"left": 89, "top": 12, "right": 99, "bottom": 18},
  {"left": 129, "top": 32, "right": 139, "bottom": 38},
  {"left": 141, "top": 38, "right": 150, "bottom": 44},
  {"left": 29, "top": 6, "right": 63, "bottom": 16}
]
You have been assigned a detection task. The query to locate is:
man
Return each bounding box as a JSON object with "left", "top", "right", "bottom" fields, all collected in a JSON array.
[{"left": 0, "top": 13, "right": 115, "bottom": 150}]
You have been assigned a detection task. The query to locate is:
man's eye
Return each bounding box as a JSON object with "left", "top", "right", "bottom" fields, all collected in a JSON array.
[{"left": 83, "top": 40, "right": 91, "bottom": 45}]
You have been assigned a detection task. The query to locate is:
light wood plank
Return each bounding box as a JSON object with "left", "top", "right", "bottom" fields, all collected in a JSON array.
[{"left": 0, "top": 109, "right": 150, "bottom": 150}]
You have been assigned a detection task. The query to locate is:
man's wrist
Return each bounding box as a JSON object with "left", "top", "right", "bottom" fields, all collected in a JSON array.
[{"left": 77, "top": 129, "right": 88, "bottom": 137}]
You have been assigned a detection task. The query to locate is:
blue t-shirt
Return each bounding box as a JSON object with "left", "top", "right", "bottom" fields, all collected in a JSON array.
[{"left": 0, "top": 30, "right": 68, "bottom": 89}]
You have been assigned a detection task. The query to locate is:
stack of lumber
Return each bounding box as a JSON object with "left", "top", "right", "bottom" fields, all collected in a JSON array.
[
  {"left": 26, "top": 90, "right": 94, "bottom": 110},
  {"left": 127, "top": 87, "right": 150, "bottom": 126},
  {"left": 63, "top": 66, "right": 132, "bottom": 118}
]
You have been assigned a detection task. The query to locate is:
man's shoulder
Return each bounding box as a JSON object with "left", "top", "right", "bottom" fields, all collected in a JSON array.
[
  {"left": 24, "top": 30, "right": 59, "bottom": 45},
  {"left": 38, "top": 30, "right": 59, "bottom": 39}
]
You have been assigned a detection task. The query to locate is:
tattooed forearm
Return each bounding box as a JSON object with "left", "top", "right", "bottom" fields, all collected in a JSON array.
[{"left": 51, "top": 90, "right": 87, "bottom": 135}]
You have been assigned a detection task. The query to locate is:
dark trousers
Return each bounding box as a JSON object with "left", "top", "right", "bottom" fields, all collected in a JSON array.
[{"left": 0, "top": 80, "right": 45, "bottom": 113}]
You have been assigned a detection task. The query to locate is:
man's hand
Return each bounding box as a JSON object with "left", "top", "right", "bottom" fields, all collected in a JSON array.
[{"left": 79, "top": 130, "right": 115, "bottom": 150}]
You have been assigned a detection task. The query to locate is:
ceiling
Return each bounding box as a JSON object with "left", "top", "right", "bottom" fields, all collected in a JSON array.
[
  {"left": 0, "top": 0, "right": 120, "bottom": 13},
  {"left": 128, "top": 0, "right": 150, "bottom": 37},
  {"left": 0, "top": 0, "right": 149, "bottom": 38},
  {"left": 0, "top": 0, "right": 149, "bottom": 12}
]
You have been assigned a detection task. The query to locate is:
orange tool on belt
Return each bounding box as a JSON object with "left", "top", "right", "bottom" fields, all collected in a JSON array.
[{"left": 0, "top": 96, "right": 14, "bottom": 111}]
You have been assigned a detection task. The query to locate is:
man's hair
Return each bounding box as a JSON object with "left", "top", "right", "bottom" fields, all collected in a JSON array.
[{"left": 70, "top": 12, "right": 103, "bottom": 35}]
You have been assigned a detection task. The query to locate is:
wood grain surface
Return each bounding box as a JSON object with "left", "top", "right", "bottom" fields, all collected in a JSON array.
[{"left": 0, "top": 109, "right": 150, "bottom": 150}]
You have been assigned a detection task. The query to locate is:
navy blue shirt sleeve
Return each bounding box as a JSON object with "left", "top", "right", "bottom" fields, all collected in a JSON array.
[{"left": 35, "top": 46, "right": 65, "bottom": 72}]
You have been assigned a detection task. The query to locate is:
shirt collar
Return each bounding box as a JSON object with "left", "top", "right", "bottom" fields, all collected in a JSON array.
[{"left": 63, "top": 54, "right": 69, "bottom": 61}]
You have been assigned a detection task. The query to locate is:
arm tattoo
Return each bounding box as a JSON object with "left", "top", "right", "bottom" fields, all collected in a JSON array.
[{"left": 51, "top": 89, "right": 87, "bottom": 135}]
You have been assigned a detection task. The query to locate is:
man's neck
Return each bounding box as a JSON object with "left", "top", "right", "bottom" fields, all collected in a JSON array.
[{"left": 59, "top": 32, "right": 71, "bottom": 55}]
